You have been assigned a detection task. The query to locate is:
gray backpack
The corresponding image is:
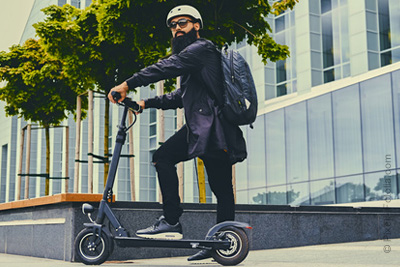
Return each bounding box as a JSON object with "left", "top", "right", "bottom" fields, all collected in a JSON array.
[{"left": 220, "top": 44, "right": 258, "bottom": 127}]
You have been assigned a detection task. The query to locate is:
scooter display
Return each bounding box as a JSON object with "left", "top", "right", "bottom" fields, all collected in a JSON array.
[{"left": 74, "top": 92, "right": 252, "bottom": 266}]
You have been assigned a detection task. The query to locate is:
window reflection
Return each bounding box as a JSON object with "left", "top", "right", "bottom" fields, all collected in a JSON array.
[
  {"left": 250, "top": 188, "right": 267, "bottom": 205},
  {"left": 287, "top": 182, "right": 310, "bottom": 205},
  {"left": 336, "top": 176, "right": 364, "bottom": 203},
  {"left": 321, "top": 0, "right": 332, "bottom": 13},
  {"left": 322, "top": 13, "right": 334, "bottom": 68},
  {"left": 267, "top": 185, "right": 287, "bottom": 205},
  {"left": 310, "top": 179, "right": 335, "bottom": 205},
  {"left": 378, "top": 0, "right": 391, "bottom": 51},
  {"left": 365, "top": 172, "right": 397, "bottom": 201}
]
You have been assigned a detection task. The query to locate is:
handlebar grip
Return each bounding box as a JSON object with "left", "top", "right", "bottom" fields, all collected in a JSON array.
[
  {"left": 110, "top": 91, "right": 141, "bottom": 111},
  {"left": 111, "top": 91, "right": 121, "bottom": 102}
]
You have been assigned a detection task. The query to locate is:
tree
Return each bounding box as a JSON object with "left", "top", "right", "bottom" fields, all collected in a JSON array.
[
  {"left": 34, "top": 4, "right": 143, "bottom": 185},
  {"left": 0, "top": 38, "right": 85, "bottom": 196},
  {"left": 34, "top": 0, "right": 299, "bottom": 186}
]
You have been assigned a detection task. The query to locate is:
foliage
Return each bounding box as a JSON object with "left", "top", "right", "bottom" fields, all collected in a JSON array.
[
  {"left": 35, "top": 0, "right": 300, "bottom": 93},
  {"left": 0, "top": 38, "right": 82, "bottom": 126},
  {"left": 93, "top": 0, "right": 299, "bottom": 68}
]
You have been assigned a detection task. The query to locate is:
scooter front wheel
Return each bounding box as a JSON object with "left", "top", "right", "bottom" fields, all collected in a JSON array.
[
  {"left": 211, "top": 226, "right": 249, "bottom": 266},
  {"left": 74, "top": 228, "right": 112, "bottom": 265}
]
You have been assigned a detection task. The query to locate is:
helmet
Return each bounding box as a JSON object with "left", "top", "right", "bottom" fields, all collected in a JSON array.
[{"left": 166, "top": 5, "right": 203, "bottom": 29}]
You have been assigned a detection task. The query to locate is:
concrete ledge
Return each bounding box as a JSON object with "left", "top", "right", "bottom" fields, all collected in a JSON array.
[{"left": 0, "top": 196, "right": 399, "bottom": 262}]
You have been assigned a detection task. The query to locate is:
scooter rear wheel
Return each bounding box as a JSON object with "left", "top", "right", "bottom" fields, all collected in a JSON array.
[
  {"left": 211, "top": 226, "right": 249, "bottom": 266},
  {"left": 74, "top": 228, "right": 112, "bottom": 265}
]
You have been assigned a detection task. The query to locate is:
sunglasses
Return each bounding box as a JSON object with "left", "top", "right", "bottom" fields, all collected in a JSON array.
[{"left": 168, "top": 18, "right": 195, "bottom": 29}]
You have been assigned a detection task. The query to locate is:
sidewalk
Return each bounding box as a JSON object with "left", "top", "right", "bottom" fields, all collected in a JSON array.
[{"left": 1, "top": 238, "right": 398, "bottom": 267}]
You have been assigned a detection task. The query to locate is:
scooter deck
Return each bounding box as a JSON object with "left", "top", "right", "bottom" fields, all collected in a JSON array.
[{"left": 114, "top": 236, "right": 231, "bottom": 250}]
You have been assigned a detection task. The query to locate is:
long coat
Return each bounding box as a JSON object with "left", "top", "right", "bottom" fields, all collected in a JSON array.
[{"left": 125, "top": 38, "right": 247, "bottom": 164}]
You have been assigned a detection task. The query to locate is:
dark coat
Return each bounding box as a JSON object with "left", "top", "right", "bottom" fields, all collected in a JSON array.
[{"left": 125, "top": 38, "right": 247, "bottom": 164}]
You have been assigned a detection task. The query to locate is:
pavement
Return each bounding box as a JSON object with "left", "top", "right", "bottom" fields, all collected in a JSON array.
[{"left": 0, "top": 238, "right": 399, "bottom": 267}]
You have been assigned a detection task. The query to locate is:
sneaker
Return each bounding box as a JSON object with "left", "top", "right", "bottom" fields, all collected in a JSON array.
[{"left": 136, "top": 216, "right": 183, "bottom": 240}]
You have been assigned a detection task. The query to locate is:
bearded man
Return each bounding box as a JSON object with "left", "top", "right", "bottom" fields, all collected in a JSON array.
[{"left": 108, "top": 5, "right": 246, "bottom": 261}]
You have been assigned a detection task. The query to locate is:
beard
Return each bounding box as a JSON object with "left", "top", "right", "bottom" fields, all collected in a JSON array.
[{"left": 171, "top": 27, "right": 198, "bottom": 54}]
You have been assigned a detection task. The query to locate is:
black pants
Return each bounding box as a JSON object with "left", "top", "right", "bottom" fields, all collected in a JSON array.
[{"left": 152, "top": 126, "right": 235, "bottom": 225}]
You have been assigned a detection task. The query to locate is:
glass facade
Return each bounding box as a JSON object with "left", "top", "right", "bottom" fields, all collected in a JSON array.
[{"left": 237, "top": 70, "right": 400, "bottom": 205}]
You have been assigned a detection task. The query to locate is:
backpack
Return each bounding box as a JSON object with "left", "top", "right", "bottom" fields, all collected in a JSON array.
[{"left": 220, "top": 44, "right": 258, "bottom": 128}]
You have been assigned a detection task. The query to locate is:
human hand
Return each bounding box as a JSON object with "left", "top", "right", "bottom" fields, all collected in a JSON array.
[
  {"left": 136, "top": 100, "right": 145, "bottom": 114},
  {"left": 108, "top": 82, "right": 129, "bottom": 103}
]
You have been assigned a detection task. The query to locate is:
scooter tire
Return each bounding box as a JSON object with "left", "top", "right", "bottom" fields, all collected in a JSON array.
[
  {"left": 211, "top": 226, "right": 249, "bottom": 266},
  {"left": 74, "top": 228, "right": 112, "bottom": 265}
]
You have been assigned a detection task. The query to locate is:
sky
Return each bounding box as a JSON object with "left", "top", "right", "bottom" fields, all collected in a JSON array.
[
  {"left": 0, "top": 0, "right": 35, "bottom": 52},
  {"left": 0, "top": 0, "right": 34, "bottom": 127}
]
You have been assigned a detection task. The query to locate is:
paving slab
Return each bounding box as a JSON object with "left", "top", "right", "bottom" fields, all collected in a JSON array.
[{"left": 0, "top": 238, "right": 398, "bottom": 267}]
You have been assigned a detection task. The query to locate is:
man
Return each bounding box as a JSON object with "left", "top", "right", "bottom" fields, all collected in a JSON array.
[{"left": 108, "top": 5, "right": 246, "bottom": 261}]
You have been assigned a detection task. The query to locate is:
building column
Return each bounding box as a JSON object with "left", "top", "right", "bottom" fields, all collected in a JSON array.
[
  {"left": 295, "top": 0, "right": 313, "bottom": 94},
  {"left": 348, "top": 0, "right": 368, "bottom": 76}
]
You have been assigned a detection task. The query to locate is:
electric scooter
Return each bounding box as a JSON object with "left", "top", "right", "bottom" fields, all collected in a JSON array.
[{"left": 74, "top": 92, "right": 252, "bottom": 266}]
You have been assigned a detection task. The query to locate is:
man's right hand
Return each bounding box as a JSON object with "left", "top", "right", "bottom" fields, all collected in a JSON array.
[{"left": 108, "top": 82, "right": 129, "bottom": 104}]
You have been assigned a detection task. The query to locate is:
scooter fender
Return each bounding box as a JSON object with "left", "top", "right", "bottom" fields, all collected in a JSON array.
[{"left": 205, "top": 221, "right": 251, "bottom": 240}]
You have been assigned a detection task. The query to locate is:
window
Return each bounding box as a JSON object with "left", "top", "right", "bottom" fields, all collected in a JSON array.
[
  {"left": 332, "top": 85, "right": 363, "bottom": 176},
  {"left": 266, "top": 110, "right": 286, "bottom": 186},
  {"left": 377, "top": 0, "right": 400, "bottom": 67},
  {"left": 308, "top": 94, "right": 334, "bottom": 180},
  {"left": 360, "top": 74, "right": 395, "bottom": 172},
  {"left": 285, "top": 102, "right": 309, "bottom": 183},
  {"left": 320, "top": 0, "right": 349, "bottom": 83},
  {"left": 269, "top": 8, "right": 297, "bottom": 100},
  {"left": 392, "top": 70, "right": 400, "bottom": 168},
  {"left": 378, "top": 0, "right": 391, "bottom": 51},
  {"left": 0, "top": 145, "right": 7, "bottom": 203},
  {"left": 247, "top": 118, "right": 266, "bottom": 189}
]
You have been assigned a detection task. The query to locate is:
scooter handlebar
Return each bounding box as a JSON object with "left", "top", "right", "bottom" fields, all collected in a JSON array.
[{"left": 111, "top": 91, "right": 142, "bottom": 112}]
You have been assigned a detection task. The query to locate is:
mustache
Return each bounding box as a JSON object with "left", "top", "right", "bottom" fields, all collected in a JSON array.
[{"left": 174, "top": 31, "right": 186, "bottom": 38}]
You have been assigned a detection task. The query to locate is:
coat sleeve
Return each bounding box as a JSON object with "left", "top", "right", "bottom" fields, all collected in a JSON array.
[
  {"left": 125, "top": 41, "right": 206, "bottom": 90},
  {"left": 144, "top": 88, "right": 183, "bottom": 110}
]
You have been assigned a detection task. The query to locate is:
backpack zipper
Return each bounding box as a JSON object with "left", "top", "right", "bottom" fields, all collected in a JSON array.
[{"left": 230, "top": 50, "right": 235, "bottom": 83}]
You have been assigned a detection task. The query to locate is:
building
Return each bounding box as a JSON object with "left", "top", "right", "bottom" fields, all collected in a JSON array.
[{"left": 0, "top": 0, "right": 399, "bottom": 206}]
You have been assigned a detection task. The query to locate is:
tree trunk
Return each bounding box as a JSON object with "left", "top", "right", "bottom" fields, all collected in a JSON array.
[
  {"left": 45, "top": 126, "right": 50, "bottom": 196},
  {"left": 24, "top": 124, "right": 32, "bottom": 199},
  {"left": 104, "top": 99, "right": 110, "bottom": 186},
  {"left": 88, "top": 90, "right": 94, "bottom": 193}
]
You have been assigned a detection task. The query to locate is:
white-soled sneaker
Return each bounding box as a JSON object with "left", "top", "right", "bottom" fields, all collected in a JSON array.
[{"left": 136, "top": 216, "right": 183, "bottom": 240}]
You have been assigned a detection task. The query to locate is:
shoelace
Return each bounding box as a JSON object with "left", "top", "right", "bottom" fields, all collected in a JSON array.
[{"left": 143, "top": 217, "right": 162, "bottom": 231}]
